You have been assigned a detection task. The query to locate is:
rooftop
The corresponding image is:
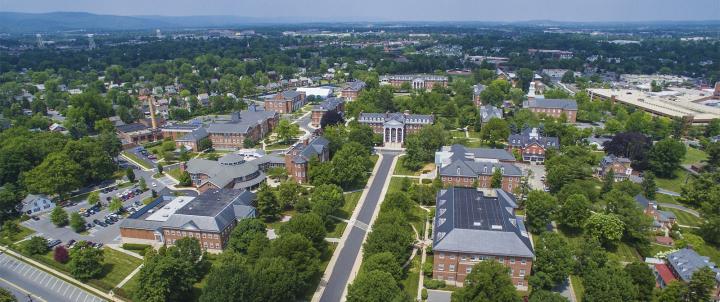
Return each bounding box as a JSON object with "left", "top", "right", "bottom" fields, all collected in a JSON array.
[
  {"left": 667, "top": 248, "right": 720, "bottom": 283},
  {"left": 588, "top": 88, "right": 720, "bottom": 123}
]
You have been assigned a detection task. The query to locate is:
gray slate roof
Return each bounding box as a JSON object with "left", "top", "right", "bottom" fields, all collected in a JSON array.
[
  {"left": 206, "top": 110, "right": 276, "bottom": 135},
  {"left": 116, "top": 123, "right": 149, "bottom": 133},
  {"left": 433, "top": 187, "right": 533, "bottom": 257},
  {"left": 508, "top": 128, "right": 559, "bottom": 150},
  {"left": 186, "top": 154, "right": 267, "bottom": 188},
  {"left": 358, "top": 112, "right": 434, "bottom": 125},
  {"left": 312, "top": 97, "right": 344, "bottom": 112},
  {"left": 667, "top": 248, "right": 720, "bottom": 282},
  {"left": 439, "top": 160, "right": 522, "bottom": 178},
  {"left": 479, "top": 105, "right": 503, "bottom": 123},
  {"left": 445, "top": 144, "right": 516, "bottom": 163},
  {"left": 177, "top": 128, "right": 208, "bottom": 142},
  {"left": 524, "top": 98, "right": 578, "bottom": 110},
  {"left": 344, "top": 81, "right": 366, "bottom": 91},
  {"left": 290, "top": 136, "right": 330, "bottom": 164}
]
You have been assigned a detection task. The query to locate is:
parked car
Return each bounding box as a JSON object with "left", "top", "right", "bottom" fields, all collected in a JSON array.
[
  {"left": 97, "top": 221, "right": 108, "bottom": 227},
  {"left": 31, "top": 216, "right": 40, "bottom": 221},
  {"left": 47, "top": 239, "right": 61, "bottom": 248},
  {"left": 86, "top": 223, "right": 94, "bottom": 229},
  {"left": 66, "top": 239, "right": 76, "bottom": 248}
]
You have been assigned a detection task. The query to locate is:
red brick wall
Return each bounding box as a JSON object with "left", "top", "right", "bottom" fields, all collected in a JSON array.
[
  {"left": 433, "top": 252, "right": 532, "bottom": 288},
  {"left": 441, "top": 175, "right": 521, "bottom": 192}
]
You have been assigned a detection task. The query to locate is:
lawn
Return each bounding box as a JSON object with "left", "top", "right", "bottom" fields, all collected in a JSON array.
[
  {"left": 166, "top": 167, "right": 183, "bottom": 181},
  {"left": 606, "top": 242, "right": 642, "bottom": 263},
  {"left": 122, "top": 151, "right": 152, "bottom": 170},
  {"left": 570, "top": 275, "right": 584, "bottom": 302},
  {"left": 666, "top": 208, "right": 701, "bottom": 227},
  {"left": 655, "top": 194, "right": 681, "bottom": 205},
  {"left": 388, "top": 176, "right": 412, "bottom": 194},
  {"left": 0, "top": 223, "right": 35, "bottom": 245},
  {"left": 647, "top": 243, "right": 675, "bottom": 258},
  {"left": 449, "top": 130, "right": 467, "bottom": 139},
  {"left": 337, "top": 191, "right": 362, "bottom": 219},
  {"left": 682, "top": 147, "right": 707, "bottom": 165},
  {"left": 116, "top": 273, "right": 140, "bottom": 299},
  {"left": 656, "top": 169, "right": 693, "bottom": 193},
  {"left": 328, "top": 221, "right": 347, "bottom": 238},
  {"left": 394, "top": 157, "right": 423, "bottom": 176},
  {"left": 400, "top": 256, "right": 421, "bottom": 299}
]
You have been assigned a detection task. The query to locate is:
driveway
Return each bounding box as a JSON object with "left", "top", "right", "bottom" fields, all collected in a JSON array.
[
  {"left": 517, "top": 163, "right": 547, "bottom": 190},
  {"left": 318, "top": 151, "right": 400, "bottom": 302},
  {"left": 0, "top": 253, "right": 105, "bottom": 302}
]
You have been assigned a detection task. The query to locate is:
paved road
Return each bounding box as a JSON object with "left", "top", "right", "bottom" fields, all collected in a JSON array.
[
  {"left": 0, "top": 253, "right": 105, "bottom": 302},
  {"left": 319, "top": 151, "right": 399, "bottom": 302},
  {"left": 658, "top": 203, "right": 700, "bottom": 217},
  {"left": 658, "top": 188, "right": 681, "bottom": 197}
]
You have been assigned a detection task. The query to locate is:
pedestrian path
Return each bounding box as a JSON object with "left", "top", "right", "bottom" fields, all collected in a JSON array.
[{"left": 0, "top": 253, "right": 105, "bottom": 302}]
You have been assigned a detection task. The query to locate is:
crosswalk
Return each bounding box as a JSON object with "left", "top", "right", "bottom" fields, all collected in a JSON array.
[{"left": 0, "top": 253, "right": 105, "bottom": 302}]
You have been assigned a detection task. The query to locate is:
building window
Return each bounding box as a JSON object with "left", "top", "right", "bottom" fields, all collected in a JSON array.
[
  {"left": 461, "top": 255, "right": 467, "bottom": 261},
  {"left": 518, "top": 281, "right": 524, "bottom": 287},
  {"left": 449, "top": 254, "right": 455, "bottom": 260},
  {"left": 510, "top": 269, "right": 514, "bottom": 276},
  {"left": 520, "top": 270, "right": 526, "bottom": 277},
  {"left": 510, "top": 257, "right": 515, "bottom": 264},
  {"left": 521, "top": 258, "right": 527, "bottom": 265},
  {"left": 466, "top": 267, "right": 472, "bottom": 274},
  {"left": 449, "top": 264, "right": 455, "bottom": 272},
  {"left": 438, "top": 264, "right": 445, "bottom": 271},
  {"left": 439, "top": 253, "right": 445, "bottom": 259}
]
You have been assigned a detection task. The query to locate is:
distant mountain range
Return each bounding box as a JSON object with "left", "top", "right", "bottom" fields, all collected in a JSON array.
[
  {"left": 0, "top": 12, "right": 278, "bottom": 33},
  {"left": 1, "top": 11, "right": 719, "bottom": 34}
]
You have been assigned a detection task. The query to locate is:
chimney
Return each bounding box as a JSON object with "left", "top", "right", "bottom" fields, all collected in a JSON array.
[
  {"left": 404, "top": 109, "right": 410, "bottom": 116},
  {"left": 148, "top": 97, "right": 158, "bottom": 129}
]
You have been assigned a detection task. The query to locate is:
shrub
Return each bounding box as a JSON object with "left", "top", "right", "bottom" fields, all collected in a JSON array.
[
  {"left": 421, "top": 288, "right": 428, "bottom": 300},
  {"left": 422, "top": 262, "right": 433, "bottom": 277},
  {"left": 23, "top": 236, "right": 48, "bottom": 255},
  {"left": 122, "top": 243, "right": 152, "bottom": 254},
  {"left": 424, "top": 279, "right": 446, "bottom": 289},
  {"left": 54, "top": 246, "right": 69, "bottom": 263}
]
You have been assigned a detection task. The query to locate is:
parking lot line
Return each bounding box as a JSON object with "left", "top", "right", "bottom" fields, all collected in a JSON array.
[
  {"left": 29, "top": 269, "right": 40, "bottom": 280},
  {"left": 50, "top": 279, "right": 59, "bottom": 290},
  {"left": 62, "top": 283, "right": 70, "bottom": 295},
  {"left": 67, "top": 288, "right": 78, "bottom": 299},
  {"left": 20, "top": 265, "right": 31, "bottom": 275},
  {"left": 39, "top": 274, "right": 48, "bottom": 285}
]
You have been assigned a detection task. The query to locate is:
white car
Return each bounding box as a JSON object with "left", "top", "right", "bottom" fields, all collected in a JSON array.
[{"left": 152, "top": 182, "right": 157, "bottom": 187}]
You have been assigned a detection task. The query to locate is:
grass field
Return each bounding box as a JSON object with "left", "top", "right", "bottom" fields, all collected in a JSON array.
[
  {"left": 656, "top": 169, "right": 692, "bottom": 193},
  {"left": 647, "top": 243, "right": 675, "bottom": 258},
  {"left": 328, "top": 221, "right": 347, "bottom": 238},
  {"left": 167, "top": 167, "right": 183, "bottom": 180},
  {"left": 394, "top": 157, "right": 422, "bottom": 176},
  {"left": 337, "top": 191, "right": 362, "bottom": 219},
  {"left": 0, "top": 223, "right": 35, "bottom": 245},
  {"left": 570, "top": 275, "right": 584, "bottom": 302},
  {"left": 557, "top": 228, "right": 640, "bottom": 263},
  {"left": 401, "top": 256, "right": 421, "bottom": 299},
  {"left": 666, "top": 208, "right": 701, "bottom": 227},
  {"left": 682, "top": 147, "right": 707, "bottom": 165},
  {"left": 655, "top": 194, "right": 681, "bottom": 205}
]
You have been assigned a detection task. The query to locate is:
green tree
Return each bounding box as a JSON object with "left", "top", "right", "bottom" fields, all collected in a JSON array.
[
  {"left": 363, "top": 222, "right": 414, "bottom": 264},
  {"left": 157, "top": 163, "right": 163, "bottom": 174},
  {"left": 108, "top": 197, "right": 123, "bottom": 213},
  {"left": 403, "top": 125, "right": 448, "bottom": 171},
  {"left": 529, "top": 290, "right": 568, "bottom": 302},
  {"left": 134, "top": 249, "right": 197, "bottom": 302},
  {"left": 276, "top": 181, "right": 302, "bottom": 209},
  {"left": 557, "top": 194, "right": 591, "bottom": 229},
  {"left": 452, "top": 261, "right": 521, "bottom": 302},
  {"left": 268, "top": 233, "right": 320, "bottom": 289},
  {"left": 641, "top": 171, "right": 657, "bottom": 199},
  {"left": 525, "top": 190, "right": 557, "bottom": 233},
  {"left": 126, "top": 167, "right": 136, "bottom": 182},
  {"left": 347, "top": 270, "right": 408, "bottom": 302},
  {"left": 648, "top": 138, "right": 686, "bottom": 178},
  {"left": 490, "top": 168, "right": 503, "bottom": 188},
  {"left": 200, "top": 253, "right": 254, "bottom": 302},
  {"left": 310, "top": 184, "right": 345, "bottom": 224},
  {"left": 23, "top": 236, "right": 48, "bottom": 255},
  {"left": 361, "top": 252, "right": 403, "bottom": 280},
  {"left": 139, "top": 177, "right": 148, "bottom": 191},
  {"left": 50, "top": 206, "right": 69, "bottom": 227},
  {"left": 0, "top": 288, "right": 17, "bottom": 302},
  {"left": 68, "top": 241, "right": 104, "bottom": 281},
  {"left": 623, "top": 262, "right": 655, "bottom": 302},
  {"left": 657, "top": 281, "right": 688, "bottom": 302},
  {"left": 1, "top": 220, "right": 20, "bottom": 240},
  {"left": 601, "top": 169, "right": 615, "bottom": 194},
  {"left": 584, "top": 213, "right": 624, "bottom": 246},
  {"left": 87, "top": 191, "right": 100, "bottom": 206},
  {"left": 529, "top": 233, "right": 574, "bottom": 289},
  {"left": 23, "top": 152, "right": 82, "bottom": 199},
  {"left": 227, "top": 218, "right": 267, "bottom": 254},
  {"left": 583, "top": 265, "right": 637, "bottom": 302},
  {"left": 178, "top": 171, "right": 192, "bottom": 186},
  {"left": 276, "top": 119, "right": 300, "bottom": 144},
  {"left": 279, "top": 213, "right": 327, "bottom": 252},
  {"left": 480, "top": 118, "right": 510, "bottom": 147},
  {"left": 561, "top": 71, "right": 575, "bottom": 84},
  {"left": 251, "top": 257, "right": 302, "bottom": 301},
  {"left": 330, "top": 142, "right": 371, "bottom": 188},
  {"left": 256, "top": 183, "right": 280, "bottom": 221},
  {"left": 687, "top": 267, "right": 717, "bottom": 302},
  {"left": 198, "top": 137, "right": 213, "bottom": 151},
  {"left": 604, "top": 189, "right": 652, "bottom": 242},
  {"left": 69, "top": 212, "right": 86, "bottom": 232}
]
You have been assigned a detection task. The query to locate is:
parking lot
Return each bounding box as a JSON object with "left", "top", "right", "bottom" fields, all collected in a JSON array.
[
  {"left": 517, "top": 163, "right": 547, "bottom": 191},
  {"left": 21, "top": 160, "right": 173, "bottom": 246},
  {"left": 0, "top": 253, "right": 105, "bottom": 302}
]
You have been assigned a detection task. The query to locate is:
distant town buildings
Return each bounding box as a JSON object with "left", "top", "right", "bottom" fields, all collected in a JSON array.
[
  {"left": 433, "top": 187, "right": 533, "bottom": 289},
  {"left": 120, "top": 189, "right": 256, "bottom": 252},
  {"left": 358, "top": 111, "right": 434, "bottom": 147},
  {"left": 528, "top": 48, "right": 574, "bottom": 60},
  {"left": 507, "top": 128, "right": 559, "bottom": 163},
  {"left": 380, "top": 74, "right": 448, "bottom": 91}
]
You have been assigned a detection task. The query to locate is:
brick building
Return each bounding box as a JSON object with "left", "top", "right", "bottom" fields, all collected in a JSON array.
[
  {"left": 523, "top": 98, "right": 578, "bottom": 123},
  {"left": 598, "top": 154, "right": 633, "bottom": 181},
  {"left": 264, "top": 90, "right": 306, "bottom": 113},
  {"left": 116, "top": 123, "right": 162, "bottom": 147},
  {"left": 310, "top": 97, "right": 345, "bottom": 128},
  {"left": 206, "top": 109, "right": 279, "bottom": 150},
  {"left": 340, "top": 81, "right": 366, "bottom": 100},
  {"left": 660, "top": 249, "right": 720, "bottom": 300},
  {"left": 507, "top": 128, "right": 559, "bottom": 163},
  {"left": 119, "top": 189, "right": 256, "bottom": 253},
  {"left": 284, "top": 136, "right": 330, "bottom": 183},
  {"left": 635, "top": 194, "right": 677, "bottom": 231},
  {"left": 433, "top": 187, "right": 533, "bottom": 290},
  {"left": 183, "top": 153, "right": 284, "bottom": 192},
  {"left": 439, "top": 159, "right": 522, "bottom": 193},
  {"left": 380, "top": 74, "right": 448, "bottom": 91},
  {"left": 357, "top": 111, "right": 434, "bottom": 147}
]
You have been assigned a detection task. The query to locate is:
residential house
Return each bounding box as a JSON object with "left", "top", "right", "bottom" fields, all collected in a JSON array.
[
  {"left": 658, "top": 248, "right": 720, "bottom": 300},
  {"left": 433, "top": 187, "right": 533, "bottom": 290},
  {"left": 523, "top": 98, "right": 578, "bottom": 123},
  {"left": 598, "top": 155, "right": 633, "bottom": 181},
  {"left": 358, "top": 111, "right": 434, "bottom": 147},
  {"left": 479, "top": 105, "right": 503, "bottom": 124},
  {"left": 507, "top": 128, "right": 560, "bottom": 163},
  {"left": 284, "top": 136, "right": 330, "bottom": 183},
  {"left": 310, "top": 97, "right": 345, "bottom": 128},
  {"left": 120, "top": 189, "right": 256, "bottom": 252},
  {"left": 473, "top": 84, "right": 486, "bottom": 107},
  {"left": 635, "top": 194, "right": 677, "bottom": 231}
]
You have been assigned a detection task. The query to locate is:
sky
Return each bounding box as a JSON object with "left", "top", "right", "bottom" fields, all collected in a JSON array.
[{"left": 1, "top": 0, "right": 719, "bottom": 22}]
